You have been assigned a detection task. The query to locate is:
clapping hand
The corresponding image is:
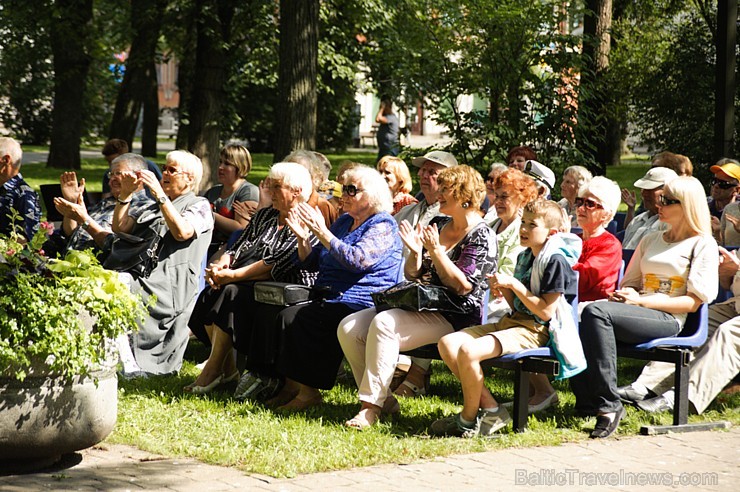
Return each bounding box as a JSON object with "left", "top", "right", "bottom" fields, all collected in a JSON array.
[
  {"left": 53, "top": 196, "right": 88, "bottom": 223},
  {"left": 420, "top": 223, "right": 443, "bottom": 253},
  {"left": 293, "top": 202, "right": 327, "bottom": 236},
  {"left": 726, "top": 214, "right": 740, "bottom": 233},
  {"left": 119, "top": 171, "right": 140, "bottom": 198},
  {"left": 399, "top": 220, "right": 423, "bottom": 256},
  {"left": 232, "top": 200, "right": 255, "bottom": 220},
  {"left": 719, "top": 246, "right": 740, "bottom": 277},
  {"left": 138, "top": 169, "right": 165, "bottom": 199},
  {"left": 60, "top": 172, "right": 85, "bottom": 204},
  {"left": 621, "top": 188, "right": 636, "bottom": 209},
  {"left": 286, "top": 208, "right": 311, "bottom": 242}
]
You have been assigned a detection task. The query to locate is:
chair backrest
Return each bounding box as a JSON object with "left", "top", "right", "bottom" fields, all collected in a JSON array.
[
  {"left": 622, "top": 249, "right": 635, "bottom": 271},
  {"left": 606, "top": 219, "right": 618, "bottom": 235},
  {"left": 613, "top": 212, "right": 627, "bottom": 232},
  {"left": 616, "top": 260, "right": 626, "bottom": 289},
  {"left": 39, "top": 184, "right": 64, "bottom": 222}
]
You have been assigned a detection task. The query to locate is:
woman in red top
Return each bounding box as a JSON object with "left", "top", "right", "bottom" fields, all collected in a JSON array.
[{"left": 573, "top": 176, "right": 623, "bottom": 301}]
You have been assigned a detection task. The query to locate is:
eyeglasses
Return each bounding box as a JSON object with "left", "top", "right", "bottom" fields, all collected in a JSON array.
[
  {"left": 659, "top": 195, "right": 681, "bottom": 206},
  {"left": 575, "top": 197, "right": 604, "bottom": 210},
  {"left": 342, "top": 184, "right": 363, "bottom": 197},
  {"left": 109, "top": 171, "right": 125, "bottom": 177},
  {"left": 161, "top": 165, "right": 186, "bottom": 175},
  {"left": 711, "top": 178, "right": 738, "bottom": 190}
]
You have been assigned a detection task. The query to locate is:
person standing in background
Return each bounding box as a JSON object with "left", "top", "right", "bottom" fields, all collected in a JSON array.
[{"left": 375, "top": 96, "right": 400, "bottom": 160}]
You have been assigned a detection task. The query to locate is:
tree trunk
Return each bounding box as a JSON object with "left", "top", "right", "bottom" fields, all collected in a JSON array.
[
  {"left": 47, "top": 0, "right": 93, "bottom": 170},
  {"left": 577, "top": 0, "right": 615, "bottom": 175},
  {"left": 187, "top": 0, "right": 236, "bottom": 191},
  {"left": 273, "top": 0, "right": 319, "bottom": 162},
  {"left": 141, "top": 60, "right": 159, "bottom": 157},
  {"left": 108, "top": 0, "right": 167, "bottom": 150}
]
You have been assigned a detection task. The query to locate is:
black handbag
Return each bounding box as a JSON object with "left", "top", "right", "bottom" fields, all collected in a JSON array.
[
  {"left": 253, "top": 281, "right": 330, "bottom": 306},
  {"left": 103, "top": 227, "right": 165, "bottom": 279},
  {"left": 371, "top": 280, "right": 466, "bottom": 313}
]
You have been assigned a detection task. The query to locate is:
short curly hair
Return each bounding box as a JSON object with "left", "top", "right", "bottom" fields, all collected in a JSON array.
[
  {"left": 493, "top": 168, "right": 539, "bottom": 206},
  {"left": 436, "top": 165, "right": 486, "bottom": 210}
]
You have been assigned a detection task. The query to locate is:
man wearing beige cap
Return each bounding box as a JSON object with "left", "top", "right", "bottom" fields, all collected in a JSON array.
[
  {"left": 394, "top": 150, "right": 458, "bottom": 229},
  {"left": 392, "top": 150, "right": 458, "bottom": 398},
  {"left": 712, "top": 159, "right": 740, "bottom": 246},
  {"left": 622, "top": 167, "right": 678, "bottom": 249}
]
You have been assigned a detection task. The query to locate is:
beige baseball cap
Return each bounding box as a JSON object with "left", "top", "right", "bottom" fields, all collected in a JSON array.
[
  {"left": 411, "top": 150, "right": 458, "bottom": 168},
  {"left": 633, "top": 167, "right": 678, "bottom": 190}
]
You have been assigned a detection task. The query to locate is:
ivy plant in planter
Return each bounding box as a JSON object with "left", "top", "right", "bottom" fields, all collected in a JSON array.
[{"left": 0, "top": 220, "right": 146, "bottom": 466}]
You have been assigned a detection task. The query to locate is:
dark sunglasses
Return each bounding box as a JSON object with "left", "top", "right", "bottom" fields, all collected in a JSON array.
[
  {"left": 341, "top": 184, "right": 363, "bottom": 197},
  {"left": 161, "top": 165, "right": 186, "bottom": 175},
  {"left": 659, "top": 195, "right": 681, "bottom": 206},
  {"left": 711, "top": 178, "right": 738, "bottom": 190},
  {"left": 575, "top": 197, "right": 603, "bottom": 210}
]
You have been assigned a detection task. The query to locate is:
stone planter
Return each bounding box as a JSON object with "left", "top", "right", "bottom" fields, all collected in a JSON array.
[{"left": 0, "top": 362, "right": 118, "bottom": 468}]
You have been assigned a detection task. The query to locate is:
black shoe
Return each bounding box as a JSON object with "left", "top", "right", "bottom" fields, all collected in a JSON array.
[
  {"left": 615, "top": 384, "right": 653, "bottom": 403},
  {"left": 636, "top": 395, "right": 673, "bottom": 413},
  {"left": 590, "top": 406, "right": 626, "bottom": 439}
]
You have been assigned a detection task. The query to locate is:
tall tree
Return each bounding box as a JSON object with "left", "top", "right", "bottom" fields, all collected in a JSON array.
[
  {"left": 273, "top": 0, "right": 319, "bottom": 161},
  {"left": 108, "top": 0, "right": 168, "bottom": 153},
  {"left": 187, "top": 0, "right": 237, "bottom": 191},
  {"left": 577, "top": 0, "right": 617, "bottom": 174},
  {"left": 47, "top": 0, "right": 94, "bottom": 169}
]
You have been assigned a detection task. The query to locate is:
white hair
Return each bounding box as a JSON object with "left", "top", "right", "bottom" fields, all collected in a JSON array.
[
  {"left": 268, "top": 162, "right": 313, "bottom": 202},
  {"left": 342, "top": 166, "right": 393, "bottom": 214},
  {"left": 579, "top": 176, "right": 621, "bottom": 223},
  {"left": 0, "top": 137, "right": 23, "bottom": 169},
  {"left": 166, "top": 150, "right": 203, "bottom": 192}
]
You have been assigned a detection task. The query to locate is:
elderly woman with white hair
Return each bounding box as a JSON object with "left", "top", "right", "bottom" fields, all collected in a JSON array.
[
  {"left": 184, "top": 163, "right": 319, "bottom": 396},
  {"left": 571, "top": 176, "right": 718, "bottom": 438},
  {"left": 264, "top": 166, "right": 404, "bottom": 411},
  {"left": 114, "top": 150, "right": 214, "bottom": 377},
  {"left": 573, "top": 176, "right": 623, "bottom": 302},
  {"left": 558, "top": 165, "right": 593, "bottom": 228}
]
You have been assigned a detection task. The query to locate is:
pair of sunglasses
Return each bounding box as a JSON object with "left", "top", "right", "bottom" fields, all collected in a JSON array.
[
  {"left": 161, "top": 165, "right": 186, "bottom": 175},
  {"left": 659, "top": 195, "right": 681, "bottom": 206},
  {"left": 575, "top": 197, "right": 603, "bottom": 210},
  {"left": 342, "top": 184, "right": 363, "bottom": 197},
  {"left": 711, "top": 178, "right": 738, "bottom": 190}
]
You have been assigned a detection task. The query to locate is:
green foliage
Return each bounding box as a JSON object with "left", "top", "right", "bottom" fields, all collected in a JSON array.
[
  {"left": 0, "top": 0, "right": 54, "bottom": 144},
  {"left": 359, "top": 0, "right": 589, "bottom": 175},
  {"left": 0, "top": 218, "right": 146, "bottom": 382}
]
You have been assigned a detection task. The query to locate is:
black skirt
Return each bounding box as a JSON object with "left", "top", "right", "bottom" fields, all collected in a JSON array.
[
  {"left": 276, "top": 301, "right": 357, "bottom": 390},
  {"left": 188, "top": 283, "right": 291, "bottom": 376}
]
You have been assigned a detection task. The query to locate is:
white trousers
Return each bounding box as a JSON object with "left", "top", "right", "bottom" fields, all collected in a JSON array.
[{"left": 337, "top": 307, "right": 453, "bottom": 407}]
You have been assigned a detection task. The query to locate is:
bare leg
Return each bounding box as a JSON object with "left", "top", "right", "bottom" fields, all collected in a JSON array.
[
  {"left": 191, "top": 324, "right": 233, "bottom": 387},
  {"left": 439, "top": 331, "right": 498, "bottom": 411},
  {"left": 278, "top": 382, "right": 322, "bottom": 410},
  {"left": 457, "top": 335, "right": 502, "bottom": 422},
  {"left": 265, "top": 378, "right": 300, "bottom": 407},
  {"left": 529, "top": 373, "right": 557, "bottom": 405}
]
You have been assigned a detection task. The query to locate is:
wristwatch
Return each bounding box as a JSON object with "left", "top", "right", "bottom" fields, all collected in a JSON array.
[
  {"left": 158, "top": 195, "right": 169, "bottom": 206},
  {"left": 81, "top": 219, "right": 91, "bottom": 230}
]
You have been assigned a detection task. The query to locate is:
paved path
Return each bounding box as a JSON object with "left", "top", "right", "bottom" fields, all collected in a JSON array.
[{"left": 1, "top": 427, "right": 737, "bottom": 491}]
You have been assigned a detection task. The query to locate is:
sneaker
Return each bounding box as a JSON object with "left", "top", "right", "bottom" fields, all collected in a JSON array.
[
  {"left": 430, "top": 413, "right": 476, "bottom": 437},
  {"left": 234, "top": 371, "right": 263, "bottom": 401},
  {"left": 255, "top": 376, "right": 284, "bottom": 402},
  {"left": 477, "top": 406, "right": 512, "bottom": 436}
]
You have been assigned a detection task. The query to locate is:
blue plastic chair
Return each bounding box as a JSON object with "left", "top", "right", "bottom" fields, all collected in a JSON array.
[{"left": 617, "top": 304, "right": 709, "bottom": 433}]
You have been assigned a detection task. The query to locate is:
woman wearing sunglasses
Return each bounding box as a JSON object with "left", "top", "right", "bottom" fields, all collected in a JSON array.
[
  {"left": 262, "top": 166, "right": 404, "bottom": 410},
  {"left": 114, "top": 150, "right": 214, "bottom": 377},
  {"left": 337, "top": 165, "right": 496, "bottom": 429},
  {"left": 570, "top": 176, "right": 718, "bottom": 439}
]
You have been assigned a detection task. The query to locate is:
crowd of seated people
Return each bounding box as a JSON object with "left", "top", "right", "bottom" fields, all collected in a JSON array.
[{"left": 5, "top": 132, "right": 738, "bottom": 440}]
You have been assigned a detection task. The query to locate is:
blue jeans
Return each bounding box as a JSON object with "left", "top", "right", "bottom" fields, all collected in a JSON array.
[{"left": 570, "top": 302, "right": 680, "bottom": 415}]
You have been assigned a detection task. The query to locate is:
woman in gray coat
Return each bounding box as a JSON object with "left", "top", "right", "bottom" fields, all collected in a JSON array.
[{"left": 114, "top": 150, "right": 213, "bottom": 376}]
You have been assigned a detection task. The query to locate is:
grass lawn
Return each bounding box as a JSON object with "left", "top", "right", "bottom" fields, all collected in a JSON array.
[
  {"left": 110, "top": 343, "right": 740, "bottom": 478},
  {"left": 20, "top": 150, "right": 738, "bottom": 477}
]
